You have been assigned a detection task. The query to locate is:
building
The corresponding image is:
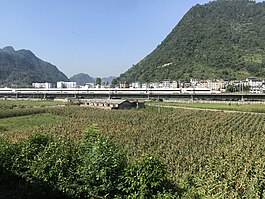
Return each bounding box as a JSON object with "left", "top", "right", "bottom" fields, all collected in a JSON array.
[
  {"left": 171, "top": 81, "right": 179, "bottom": 88},
  {"left": 84, "top": 99, "right": 145, "bottom": 109},
  {"left": 148, "top": 82, "right": 159, "bottom": 88},
  {"left": 131, "top": 82, "right": 142, "bottom": 88},
  {"left": 82, "top": 83, "right": 96, "bottom": 89},
  {"left": 130, "top": 101, "right": 145, "bottom": 108},
  {"left": 57, "top": 81, "right": 77, "bottom": 88},
  {"left": 246, "top": 77, "right": 263, "bottom": 88},
  {"left": 207, "top": 80, "right": 225, "bottom": 91},
  {"left": 159, "top": 80, "right": 171, "bottom": 88},
  {"left": 249, "top": 87, "right": 263, "bottom": 94},
  {"left": 101, "top": 83, "right": 112, "bottom": 89},
  {"left": 246, "top": 77, "right": 264, "bottom": 93},
  {"left": 32, "top": 82, "right": 52, "bottom": 89},
  {"left": 119, "top": 82, "right": 130, "bottom": 88}
]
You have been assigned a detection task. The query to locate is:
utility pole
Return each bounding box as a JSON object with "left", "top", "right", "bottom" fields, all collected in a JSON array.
[{"left": 241, "top": 82, "right": 244, "bottom": 102}]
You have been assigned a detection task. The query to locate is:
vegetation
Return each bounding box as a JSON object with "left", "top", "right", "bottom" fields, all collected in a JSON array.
[
  {"left": 0, "top": 46, "right": 69, "bottom": 86},
  {"left": 0, "top": 108, "right": 46, "bottom": 119},
  {"left": 117, "top": 0, "right": 265, "bottom": 82},
  {"left": 149, "top": 101, "right": 265, "bottom": 113},
  {"left": 0, "top": 126, "right": 177, "bottom": 198},
  {"left": 0, "top": 99, "right": 66, "bottom": 109},
  {"left": 225, "top": 84, "right": 250, "bottom": 92},
  {"left": 96, "top": 77, "right": 102, "bottom": 85},
  {"left": 0, "top": 113, "right": 65, "bottom": 134},
  {"left": 1, "top": 102, "right": 265, "bottom": 198}
]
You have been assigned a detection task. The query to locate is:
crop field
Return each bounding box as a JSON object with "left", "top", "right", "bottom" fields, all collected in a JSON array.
[
  {"left": 1, "top": 102, "right": 265, "bottom": 198},
  {"left": 150, "top": 101, "right": 265, "bottom": 113}
]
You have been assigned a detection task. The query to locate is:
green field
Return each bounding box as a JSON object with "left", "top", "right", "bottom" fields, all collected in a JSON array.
[
  {"left": 150, "top": 101, "right": 265, "bottom": 113},
  {"left": 0, "top": 113, "right": 65, "bottom": 134},
  {"left": 0, "top": 99, "right": 66, "bottom": 109},
  {"left": 1, "top": 102, "right": 265, "bottom": 198}
]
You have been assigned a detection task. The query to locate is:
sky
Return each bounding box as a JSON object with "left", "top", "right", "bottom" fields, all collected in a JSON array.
[{"left": 0, "top": 0, "right": 263, "bottom": 78}]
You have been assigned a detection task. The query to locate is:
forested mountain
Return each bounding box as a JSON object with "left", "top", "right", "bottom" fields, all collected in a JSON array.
[
  {"left": 118, "top": 0, "right": 265, "bottom": 82},
  {"left": 69, "top": 73, "right": 95, "bottom": 85},
  {"left": 0, "top": 46, "right": 69, "bottom": 86}
]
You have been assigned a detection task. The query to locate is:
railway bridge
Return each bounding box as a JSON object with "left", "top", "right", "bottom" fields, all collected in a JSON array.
[{"left": 0, "top": 90, "right": 265, "bottom": 101}]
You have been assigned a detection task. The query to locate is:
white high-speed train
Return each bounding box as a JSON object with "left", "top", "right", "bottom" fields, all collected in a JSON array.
[{"left": 0, "top": 87, "right": 220, "bottom": 95}]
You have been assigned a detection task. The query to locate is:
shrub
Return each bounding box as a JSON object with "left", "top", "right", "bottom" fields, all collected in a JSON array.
[
  {"left": 28, "top": 136, "right": 77, "bottom": 197},
  {"left": 0, "top": 126, "right": 180, "bottom": 198},
  {"left": 9, "top": 133, "right": 53, "bottom": 178},
  {"left": 121, "top": 155, "right": 179, "bottom": 198},
  {"left": 0, "top": 139, "right": 23, "bottom": 174},
  {"left": 0, "top": 137, "right": 11, "bottom": 171},
  {"left": 76, "top": 125, "right": 126, "bottom": 198},
  {"left": 0, "top": 134, "right": 58, "bottom": 199}
]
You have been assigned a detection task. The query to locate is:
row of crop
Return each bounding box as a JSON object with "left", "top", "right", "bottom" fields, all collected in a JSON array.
[
  {"left": 0, "top": 108, "right": 46, "bottom": 119},
  {"left": 0, "top": 125, "right": 180, "bottom": 199}
]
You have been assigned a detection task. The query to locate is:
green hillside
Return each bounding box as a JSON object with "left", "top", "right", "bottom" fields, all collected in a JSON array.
[
  {"left": 118, "top": 0, "right": 265, "bottom": 82},
  {"left": 0, "top": 46, "right": 69, "bottom": 86}
]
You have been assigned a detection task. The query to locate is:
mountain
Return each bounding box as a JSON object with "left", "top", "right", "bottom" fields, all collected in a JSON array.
[
  {"left": 69, "top": 74, "right": 117, "bottom": 85},
  {"left": 0, "top": 46, "right": 69, "bottom": 86},
  {"left": 92, "top": 76, "right": 117, "bottom": 83},
  {"left": 69, "top": 73, "right": 95, "bottom": 85},
  {"left": 102, "top": 76, "right": 116, "bottom": 83},
  {"left": 118, "top": 0, "right": 265, "bottom": 82}
]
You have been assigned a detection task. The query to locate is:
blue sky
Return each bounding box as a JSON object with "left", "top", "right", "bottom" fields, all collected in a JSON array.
[{"left": 0, "top": 0, "right": 263, "bottom": 78}]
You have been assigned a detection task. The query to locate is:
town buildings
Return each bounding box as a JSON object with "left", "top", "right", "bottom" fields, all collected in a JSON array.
[{"left": 31, "top": 77, "right": 265, "bottom": 93}]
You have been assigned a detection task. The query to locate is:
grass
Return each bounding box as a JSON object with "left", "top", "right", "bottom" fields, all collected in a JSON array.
[
  {"left": 149, "top": 101, "right": 265, "bottom": 113},
  {"left": 0, "top": 113, "right": 66, "bottom": 134},
  {"left": 0, "top": 100, "right": 66, "bottom": 109}
]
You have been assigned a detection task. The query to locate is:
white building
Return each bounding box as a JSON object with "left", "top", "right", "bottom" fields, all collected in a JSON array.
[
  {"left": 32, "top": 82, "right": 52, "bottom": 89},
  {"left": 159, "top": 80, "right": 171, "bottom": 88},
  {"left": 190, "top": 79, "right": 208, "bottom": 88},
  {"left": 57, "top": 81, "right": 77, "bottom": 88},
  {"left": 171, "top": 81, "right": 179, "bottom": 88},
  {"left": 207, "top": 80, "right": 225, "bottom": 91},
  {"left": 246, "top": 77, "right": 263, "bottom": 88},
  {"left": 250, "top": 87, "right": 263, "bottom": 94},
  {"left": 246, "top": 78, "right": 264, "bottom": 93},
  {"left": 131, "top": 82, "right": 142, "bottom": 88},
  {"left": 141, "top": 83, "right": 149, "bottom": 89},
  {"left": 81, "top": 83, "right": 96, "bottom": 89},
  {"left": 190, "top": 78, "right": 199, "bottom": 86},
  {"left": 149, "top": 82, "right": 159, "bottom": 88}
]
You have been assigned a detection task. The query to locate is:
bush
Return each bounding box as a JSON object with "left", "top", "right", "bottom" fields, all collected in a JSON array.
[
  {"left": 0, "top": 138, "right": 23, "bottom": 174},
  {"left": 0, "top": 127, "right": 180, "bottom": 198},
  {"left": 0, "top": 134, "right": 61, "bottom": 199},
  {"left": 0, "top": 137, "right": 12, "bottom": 171},
  {"left": 8, "top": 134, "right": 52, "bottom": 178},
  {"left": 121, "top": 155, "right": 179, "bottom": 198},
  {"left": 29, "top": 136, "right": 77, "bottom": 197},
  {"left": 76, "top": 125, "right": 126, "bottom": 198}
]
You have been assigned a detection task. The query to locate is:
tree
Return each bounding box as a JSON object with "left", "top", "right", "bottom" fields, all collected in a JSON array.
[
  {"left": 111, "top": 78, "right": 118, "bottom": 87},
  {"left": 96, "top": 77, "right": 101, "bottom": 85}
]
